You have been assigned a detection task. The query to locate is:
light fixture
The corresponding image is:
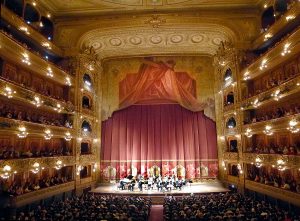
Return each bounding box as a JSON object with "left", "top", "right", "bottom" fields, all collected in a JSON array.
[
  {"left": 221, "top": 161, "right": 226, "bottom": 171},
  {"left": 277, "top": 159, "right": 286, "bottom": 171},
  {"left": 64, "top": 131, "right": 72, "bottom": 141},
  {"left": 19, "top": 26, "right": 30, "bottom": 35},
  {"left": 286, "top": 15, "right": 295, "bottom": 21},
  {"left": 0, "top": 165, "right": 15, "bottom": 179},
  {"left": 219, "top": 61, "right": 226, "bottom": 66},
  {"left": 47, "top": 13, "right": 51, "bottom": 18},
  {"left": 32, "top": 1, "right": 36, "bottom": 6},
  {"left": 33, "top": 96, "right": 42, "bottom": 107},
  {"left": 55, "top": 160, "right": 63, "bottom": 170},
  {"left": 54, "top": 103, "right": 62, "bottom": 112},
  {"left": 77, "top": 165, "right": 83, "bottom": 175},
  {"left": 237, "top": 163, "right": 243, "bottom": 174},
  {"left": 264, "top": 33, "right": 272, "bottom": 41},
  {"left": 252, "top": 98, "right": 260, "bottom": 108},
  {"left": 263, "top": 125, "right": 273, "bottom": 136},
  {"left": 22, "top": 53, "right": 31, "bottom": 65},
  {"left": 93, "top": 138, "right": 98, "bottom": 143},
  {"left": 245, "top": 128, "right": 253, "bottom": 138},
  {"left": 287, "top": 119, "right": 299, "bottom": 133},
  {"left": 65, "top": 77, "right": 72, "bottom": 86},
  {"left": 3, "top": 86, "right": 16, "bottom": 98},
  {"left": 243, "top": 71, "right": 250, "bottom": 80},
  {"left": 42, "top": 42, "right": 51, "bottom": 49},
  {"left": 271, "top": 89, "right": 281, "bottom": 101},
  {"left": 252, "top": 157, "right": 263, "bottom": 168},
  {"left": 47, "top": 67, "right": 53, "bottom": 77},
  {"left": 281, "top": 43, "right": 291, "bottom": 56},
  {"left": 259, "top": 59, "right": 268, "bottom": 70},
  {"left": 17, "top": 126, "right": 28, "bottom": 138},
  {"left": 77, "top": 137, "right": 83, "bottom": 142},
  {"left": 84, "top": 80, "right": 92, "bottom": 87},
  {"left": 39, "top": 22, "right": 44, "bottom": 28},
  {"left": 44, "top": 129, "right": 53, "bottom": 140},
  {"left": 31, "top": 162, "right": 41, "bottom": 174},
  {"left": 92, "top": 163, "right": 97, "bottom": 172}
]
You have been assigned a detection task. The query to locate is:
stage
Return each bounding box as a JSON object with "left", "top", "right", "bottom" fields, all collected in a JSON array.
[{"left": 91, "top": 180, "right": 229, "bottom": 200}]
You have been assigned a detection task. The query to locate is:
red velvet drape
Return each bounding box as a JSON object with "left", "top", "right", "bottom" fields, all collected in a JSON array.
[{"left": 100, "top": 104, "right": 218, "bottom": 181}]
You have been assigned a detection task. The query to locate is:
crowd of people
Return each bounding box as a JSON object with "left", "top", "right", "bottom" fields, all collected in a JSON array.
[
  {"left": 245, "top": 144, "right": 300, "bottom": 155},
  {"left": 164, "top": 192, "right": 299, "bottom": 220},
  {"left": 14, "top": 194, "right": 151, "bottom": 221},
  {"left": 1, "top": 175, "right": 72, "bottom": 197},
  {"left": 244, "top": 103, "right": 300, "bottom": 125},
  {"left": 247, "top": 165, "right": 300, "bottom": 193},
  {"left": 0, "top": 102, "right": 73, "bottom": 128},
  {"left": 0, "top": 144, "right": 71, "bottom": 160}
]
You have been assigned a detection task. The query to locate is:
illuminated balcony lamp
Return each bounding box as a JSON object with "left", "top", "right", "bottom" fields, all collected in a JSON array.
[
  {"left": 245, "top": 128, "right": 253, "bottom": 138},
  {"left": 65, "top": 77, "right": 72, "bottom": 86},
  {"left": 22, "top": 53, "right": 31, "bottom": 65},
  {"left": 42, "top": 42, "right": 51, "bottom": 49},
  {"left": 263, "top": 125, "right": 273, "bottom": 136},
  {"left": 259, "top": 59, "right": 268, "bottom": 70},
  {"left": 44, "top": 129, "right": 53, "bottom": 140},
  {"left": 243, "top": 71, "right": 250, "bottom": 81},
  {"left": 84, "top": 80, "right": 92, "bottom": 87},
  {"left": 0, "top": 165, "right": 14, "bottom": 179},
  {"left": 55, "top": 160, "right": 63, "bottom": 170},
  {"left": 76, "top": 165, "right": 83, "bottom": 175},
  {"left": 19, "top": 26, "right": 30, "bottom": 35},
  {"left": 271, "top": 89, "right": 281, "bottom": 101},
  {"left": 17, "top": 126, "right": 28, "bottom": 138},
  {"left": 237, "top": 163, "right": 243, "bottom": 174},
  {"left": 277, "top": 159, "right": 286, "bottom": 171},
  {"left": 286, "top": 15, "right": 295, "bottom": 21},
  {"left": 31, "top": 162, "right": 41, "bottom": 174},
  {"left": 47, "top": 13, "right": 51, "bottom": 18},
  {"left": 252, "top": 98, "right": 260, "bottom": 108},
  {"left": 92, "top": 163, "right": 97, "bottom": 172},
  {"left": 281, "top": 43, "right": 291, "bottom": 56},
  {"left": 253, "top": 157, "right": 263, "bottom": 168},
  {"left": 47, "top": 67, "right": 53, "bottom": 77},
  {"left": 54, "top": 103, "right": 62, "bottom": 113},
  {"left": 221, "top": 161, "right": 226, "bottom": 170},
  {"left": 264, "top": 34, "right": 272, "bottom": 41},
  {"left": 3, "top": 86, "right": 16, "bottom": 98},
  {"left": 33, "top": 96, "right": 42, "bottom": 107},
  {"left": 287, "top": 119, "right": 299, "bottom": 133},
  {"left": 64, "top": 131, "right": 72, "bottom": 141}
]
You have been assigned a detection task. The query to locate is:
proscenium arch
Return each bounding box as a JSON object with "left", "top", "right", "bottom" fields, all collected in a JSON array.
[{"left": 76, "top": 24, "right": 239, "bottom": 59}]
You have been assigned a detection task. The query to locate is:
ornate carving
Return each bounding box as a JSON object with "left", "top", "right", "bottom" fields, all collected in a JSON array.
[{"left": 145, "top": 15, "right": 166, "bottom": 28}]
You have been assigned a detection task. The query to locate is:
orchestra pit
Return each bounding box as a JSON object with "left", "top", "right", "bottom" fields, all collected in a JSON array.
[{"left": 1, "top": 0, "right": 300, "bottom": 220}]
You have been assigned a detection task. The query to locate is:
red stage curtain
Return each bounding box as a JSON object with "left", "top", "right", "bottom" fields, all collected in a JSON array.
[
  {"left": 100, "top": 104, "right": 218, "bottom": 181},
  {"left": 119, "top": 59, "right": 208, "bottom": 112}
]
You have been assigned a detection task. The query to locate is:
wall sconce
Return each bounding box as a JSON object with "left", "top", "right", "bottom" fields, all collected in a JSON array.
[
  {"left": 237, "top": 163, "right": 243, "bottom": 174},
  {"left": 33, "top": 96, "right": 42, "bottom": 107},
  {"left": 41, "top": 42, "right": 51, "bottom": 49},
  {"left": 92, "top": 163, "right": 97, "bottom": 173},
  {"left": 22, "top": 53, "right": 31, "bottom": 65},
  {"left": 64, "top": 131, "right": 72, "bottom": 141},
  {"left": 76, "top": 165, "right": 83, "bottom": 175},
  {"left": 245, "top": 128, "right": 253, "bottom": 138},
  {"left": 286, "top": 15, "right": 295, "bottom": 21},
  {"left": 252, "top": 98, "right": 260, "bottom": 108},
  {"left": 47, "top": 67, "right": 53, "bottom": 77},
  {"left": 44, "top": 129, "right": 53, "bottom": 140},
  {"left": 259, "top": 59, "right": 268, "bottom": 70},
  {"left": 252, "top": 157, "right": 263, "bottom": 168},
  {"left": 281, "top": 43, "right": 291, "bottom": 56},
  {"left": 3, "top": 86, "right": 16, "bottom": 98},
  {"left": 271, "top": 89, "right": 281, "bottom": 101},
  {"left": 221, "top": 161, "right": 226, "bottom": 171},
  {"left": 19, "top": 26, "right": 30, "bottom": 35},
  {"left": 93, "top": 138, "right": 98, "bottom": 143},
  {"left": 31, "top": 162, "right": 43, "bottom": 174},
  {"left": 263, "top": 125, "right": 273, "bottom": 136},
  {"left": 287, "top": 119, "right": 299, "bottom": 133},
  {"left": 55, "top": 160, "right": 63, "bottom": 170},
  {"left": 264, "top": 34, "right": 272, "bottom": 41},
  {"left": 17, "top": 126, "right": 28, "bottom": 138},
  {"left": 0, "top": 165, "right": 16, "bottom": 179},
  {"left": 65, "top": 77, "right": 72, "bottom": 86}
]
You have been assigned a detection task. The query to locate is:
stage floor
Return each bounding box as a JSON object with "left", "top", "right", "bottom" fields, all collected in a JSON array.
[{"left": 91, "top": 180, "right": 229, "bottom": 196}]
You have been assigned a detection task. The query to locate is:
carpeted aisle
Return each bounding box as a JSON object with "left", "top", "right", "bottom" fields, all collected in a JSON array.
[{"left": 149, "top": 205, "right": 164, "bottom": 221}]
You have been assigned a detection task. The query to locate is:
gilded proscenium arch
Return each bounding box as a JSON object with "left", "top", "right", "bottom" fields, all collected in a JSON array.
[{"left": 76, "top": 24, "right": 238, "bottom": 59}]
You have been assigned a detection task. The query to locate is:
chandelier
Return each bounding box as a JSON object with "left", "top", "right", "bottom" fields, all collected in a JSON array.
[{"left": 287, "top": 120, "right": 299, "bottom": 133}]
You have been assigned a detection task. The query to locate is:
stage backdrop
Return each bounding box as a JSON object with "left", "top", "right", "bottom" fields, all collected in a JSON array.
[{"left": 101, "top": 104, "right": 218, "bottom": 181}]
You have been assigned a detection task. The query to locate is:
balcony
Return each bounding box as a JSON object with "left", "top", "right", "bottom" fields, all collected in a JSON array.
[
  {"left": 223, "top": 152, "right": 239, "bottom": 162},
  {"left": 242, "top": 153, "right": 299, "bottom": 167},
  {"left": 9, "top": 181, "right": 75, "bottom": 207},
  {"left": 245, "top": 180, "right": 300, "bottom": 207}
]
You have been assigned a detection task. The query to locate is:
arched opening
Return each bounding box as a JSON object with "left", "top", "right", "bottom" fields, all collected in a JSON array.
[
  {"left": 226, "top": 117, "right": 236, "bottom": 128},
  {"left": 24, "top": 4, "right": 40, "bottom": 23},
  {"left": 83, "top": 74, "right": 92, "bottom": 89},
  {"left": 226, "top": 92, "right": 234, "bottom": 105},
  {"left": 82, "top": 96, "right": 91, "bottom": 109},
  {"left": 40, "top": 16, "right": 54, "bottom": 40},
  {"left": 230, "top": 165, "right": 239, "bottom": 176},
  {"left": 224, "top": 68, "right": 233, "bottom": 82},
  {"left": 261, "top": 7, "right": 275, "bottom": 30},
  {"left": 80, "top": 142, "right": 91, "bottom": 154},
  {"left": 81, "top": 120, "right": 92, "bottom": 133},
  {"left": 5, "top": 0, "right": 23, "bottom": 17}
]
